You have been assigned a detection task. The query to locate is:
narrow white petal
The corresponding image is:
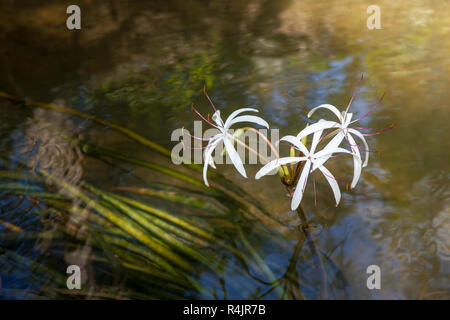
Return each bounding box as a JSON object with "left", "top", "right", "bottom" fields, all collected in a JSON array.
[
  {"left": 291, "top": 161, "right": 311, "bottom": 210},
  {"left": 323, "top": 130, "right": 345, "bottom": 150},
  {"left": 313, "top": 145, "right": 359, "bottom": 171},
  {"left": 212, "top": 110, "right": 224, "bottom": 127},
  {"left": 226, "top": 115, "right": 269, "bottom": 129},
  {"left": 310, "top": 130, "right": 346, "bottom": 169},
  {"left": 223, "top": 136, "right": 247, "bottom": 178},
  {"left": 348, "top": 128, "right": 369, "bottom": 167},
  {"left": 345, "top": 133, "right": 362, "bottom": 188},
  {"left": 208, "top": 149, "right": 217, "bottom": 169},
  {"left": 318, "top": 165, "right": 341, "bottom": 206},
  {"left": 308, "top": 104, "right": 343, "bottom": 121},
  {"left": 224, "top": 108, "right": 259, "bottom": 128},
  {"left": 344, "top": 112, "right": 353, "bottom": 126},
  {"left": 314, "top": 146, "right": 354, "bottom": 159},
  {"left": 206, "top": 135, "right": 223, "bottom": 169},
  {"left": 310, "top": 128, "right": 324, "bottom": 153},
  {"left": 255, "top": 157, "right": 307, "bottom": 179},
  {"left": 296, "top": 120, "right": 339, "bottom": 140},
  {"left": 202, "top": 135, "right": 225, "bottom": 186},
  {"left": 310, "top": 156, "right": 328, "bottom": 171},
  {"left": 202, "top": 144, "right": 217, "bottom": 186},
  {"left": 203, "top": 161, "right": 210, "bottom": 186},
  {"left": 280, "top": 135, "right": 309, "bottom": 156}
]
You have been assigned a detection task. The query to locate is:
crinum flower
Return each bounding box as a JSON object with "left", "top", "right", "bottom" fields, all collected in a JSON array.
[
  {"left": 295, "top": 105, "right": 368, "bottom": 189},
  {"left": 255, "top": 130, "right": 360, "bottom": 210},
  {"left": 296, "top": 96, "right": 395, "bottom": 189},
  {"left": 186, "top": 89, "right": 270, "bottom": 186},
  {"left": 202, "top": 108, "right": 269, "bottom": 186},
  {"left": 295, "top": 78, "right": 391, "bottom": 189}
]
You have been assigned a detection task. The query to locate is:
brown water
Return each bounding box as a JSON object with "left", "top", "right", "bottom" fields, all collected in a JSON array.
[{"left": 0, "top": 0, "right": 449, "bottom": 299}]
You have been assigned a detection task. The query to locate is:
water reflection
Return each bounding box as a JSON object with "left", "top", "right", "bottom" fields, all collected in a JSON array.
[{"left": 0, "top": 0, "right": 449, "bottom": 299}]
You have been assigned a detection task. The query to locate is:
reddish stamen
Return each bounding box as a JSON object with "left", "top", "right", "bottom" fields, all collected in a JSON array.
[
  {"left": 360, "top": 123, "right": 396, "bottom": 136},
  {"left": 285, "top": 162, "right": 301, "bottom": 168},
  {"left": 353, "top": 92, "right": 386, "bottom": 123},
  {"left": 280, "top": 140, "right": 294, "bottom": 147},
  {"left": 359, "top": 148, "right": 378, "bottom": 153},
  {"left": 342, "top": 132, "right": 360, "bottom": 148},
  {"left": 342, "top": 132, "right": 382, "bottom": 156},
  {"left": 345, "top": 73, "right": 364, "bottom": 115},
  {"left": 203, "top": 86, "right": 217, "bottom": 112},
  {"left": 351, "top": 123, "right": 396, "bottom": 134},
  {"left": 191, "top": 104, "right": 217, "bottom": 127},
  {"left": 321, "top": 170, "right": 350, "bottom": 185},
  {"left": 342, "top": 129, "right": 362, "bottom": 157},
  {"left": 181, "top": 140, "right": 207, "bottom": 150},
  {"left": 318, "top": 122, "right": 341, "bottom": 145},
  {"left": 182, "top": 127, "right": 214, "bottom": 141}
]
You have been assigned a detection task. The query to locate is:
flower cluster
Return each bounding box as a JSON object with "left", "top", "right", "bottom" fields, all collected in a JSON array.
[{"left": 184, "top": 84, "right": 393, "bottom": 211}]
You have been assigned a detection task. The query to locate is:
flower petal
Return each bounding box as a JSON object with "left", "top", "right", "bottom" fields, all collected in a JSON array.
[
  {"left": 313, "top": 145, "right": 359, "bottom": 172},
  {"left": 212, "top": 110, "right": 224, "bottom": 127},
  {"left": 344, "top": 133, "right": 362, "bottom": 188},
  {"left": 323, "top": 130, "right": 345, "bottom": 150},
  {"left": 203, "top": 143, "right": 218, "bottom": 186},
  {"left": 223, "top": 136, "right": 247, "bottom": 178},
  {"left": 348, "top": 128, "right": 369, "bottom": 167},
  {"left": 296, "top": 120, "right": 339, "bottom": 141},
  {"left": 310, "top": 127, "right": 325, "bottom": 153},
  {"left": 224, "top": 108, "right": 259, "bottom": 128},
  {"left": 207, "top": 147, "right": 217, "bottom": 169},
  {"left": 348, "top": 128, "right": 369, "bottom": 168},
  {"left": 255, "top": 157, "right": 307, "bottom": 179},
  {"left": 280, "top": 135, "right": 309, "bottom": 156},
  {"left": 291, "top": 161, "right": 311, "bottom": 210},
  {"left": 203, "top": 162, "right": 210, "bottom": 186},
  {"left": 308, "top": 104, "right": 343, "bottom": 121},
  {"left": 318, "top": 165, "right": 341, "bottom": 206},
  {"left": 314, "top": 146, "right": 353, "bottom": 160},
  {"left": 309, "top": 130, "right": 346, "bottom": 170},
  {"left": 344, "top": 112, "right": 353, "bottom": 126},
  {"left": 226, "top": 115, "right": 269, "bottom": 129}
]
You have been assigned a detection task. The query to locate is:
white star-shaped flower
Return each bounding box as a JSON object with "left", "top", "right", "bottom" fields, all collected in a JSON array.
[
  {"left": 202, "top": 108, "right": 269, "bottom": 186},
  {"left": 295, "top": 104, "right": 369, "bottom": 188},
  {"left": 256, "top": 129, "right": 359, "bottom": 210}
]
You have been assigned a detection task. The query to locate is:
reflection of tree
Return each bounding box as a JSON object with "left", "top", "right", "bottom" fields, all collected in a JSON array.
[
  {"left": 0, "top": 0, "right": 294, "bottom": 97},
  {"left": 221, "top": 206, "right": 348, "bottom": 300}
]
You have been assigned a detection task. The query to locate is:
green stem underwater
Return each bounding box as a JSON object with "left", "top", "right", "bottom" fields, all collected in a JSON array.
[{"left": 296, "top": 205, "right": 328, "bottom": 299}]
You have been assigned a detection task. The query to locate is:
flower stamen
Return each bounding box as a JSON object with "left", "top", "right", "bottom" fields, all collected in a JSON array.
[
  {"left": 182, "top": 127, "right": 214, "bottom": 141},
  {"left": 352, "top": 92, "right": 386, "bottom": 123},
  {"left": 191, "top": 104, "right": 217, "bottom": 128},
  {"left": 203, "top": 86, "right": 217, "bottom": 112},
  {"left": 345, "top": 73, "right": 364, "bottom": 115}
]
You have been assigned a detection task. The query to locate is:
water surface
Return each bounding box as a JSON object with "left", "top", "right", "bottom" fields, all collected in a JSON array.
[{"left": 0, "top": 0, "right": 449, "bottom": 299}]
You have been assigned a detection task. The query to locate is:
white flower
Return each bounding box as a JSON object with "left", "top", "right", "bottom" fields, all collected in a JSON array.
[
  {"left": 296, "top": 104, "right": 369, "bottom": 188},
  {"left": 202, "top": 108, "right": 269, "bottom": 186},
  {"left": 255, "top": 129, "right": 359, "bottom": 210}
]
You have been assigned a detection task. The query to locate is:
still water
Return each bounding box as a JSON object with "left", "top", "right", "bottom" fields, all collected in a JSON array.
[{"left": 0, "top": 0, "right": 449, "bottom": 299}]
